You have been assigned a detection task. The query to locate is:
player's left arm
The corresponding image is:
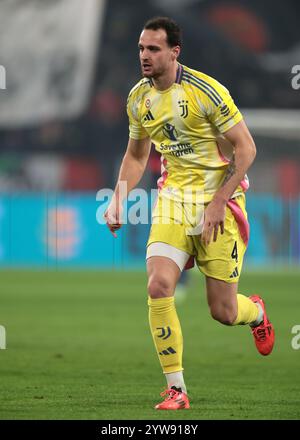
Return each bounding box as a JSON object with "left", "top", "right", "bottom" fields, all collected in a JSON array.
[{"left": 202, "top": 119, "right": 256, "bottom": 245}]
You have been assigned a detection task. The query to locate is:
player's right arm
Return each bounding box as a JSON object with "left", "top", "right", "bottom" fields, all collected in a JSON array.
[{"left": 104, "top": 136, "right": 151, "bottom": 237}]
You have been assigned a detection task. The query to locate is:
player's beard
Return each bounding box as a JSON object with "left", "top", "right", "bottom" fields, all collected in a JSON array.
[
  {"left": 141, "top": 64, "right": 164, "bottom": 79},
  {"left": 142, "top": 70, "right": 152, "bottom": 78}
]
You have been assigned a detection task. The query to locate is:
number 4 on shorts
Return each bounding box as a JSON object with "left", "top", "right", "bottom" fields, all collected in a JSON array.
[{"left": 231, "top": 241, "right": 238, "bottom": 262}]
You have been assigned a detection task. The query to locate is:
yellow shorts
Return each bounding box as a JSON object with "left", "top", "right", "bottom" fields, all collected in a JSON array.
[{"left": 147, "top": 193, "right": 249, "bottom": 283}]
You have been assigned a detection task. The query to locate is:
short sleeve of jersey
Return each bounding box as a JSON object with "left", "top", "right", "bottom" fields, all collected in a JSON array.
[
  {"left": 126, "top": 93, "right": 148, "bottom": 140},
  {"left": 204, "top": 78, "right": 243, "bottom": 134}
]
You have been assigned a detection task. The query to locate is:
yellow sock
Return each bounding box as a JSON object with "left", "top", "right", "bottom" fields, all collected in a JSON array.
[
  {"left": 233, "top": 294, "right": 259, "bottom": 325},
  {"left": 148, "top": 296, "right": 183, "bottom": 374}
]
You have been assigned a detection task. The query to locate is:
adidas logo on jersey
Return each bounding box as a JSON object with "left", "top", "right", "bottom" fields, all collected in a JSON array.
[{"left": 144, "top": 110, "right": 154, "bottom": 121}]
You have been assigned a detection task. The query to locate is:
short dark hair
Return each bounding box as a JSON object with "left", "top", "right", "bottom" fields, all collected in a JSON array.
[{"left": 143, "top": 17, "right": 182, "bottom": 48}]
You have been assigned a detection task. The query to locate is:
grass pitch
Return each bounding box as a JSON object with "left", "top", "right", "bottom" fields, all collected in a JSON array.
[{"left": 0, "top": 269, "right": 300, "bottom": 420}]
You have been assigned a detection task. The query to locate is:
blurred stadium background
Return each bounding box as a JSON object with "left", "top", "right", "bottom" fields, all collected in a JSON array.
[{"left": 0, "top": 0, "right": 300, "bottom": 420}]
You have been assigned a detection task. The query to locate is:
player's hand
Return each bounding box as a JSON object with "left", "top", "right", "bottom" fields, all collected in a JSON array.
[
  {"left": 104, "top": 202, "right": 123, "bottom": 238},
  {"left": 201, "top": 198, "right": 226, "bottom": 246}
]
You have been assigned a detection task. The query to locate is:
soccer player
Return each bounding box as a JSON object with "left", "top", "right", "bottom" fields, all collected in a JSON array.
[{"left": 105, "top": 17, "right": 275, "bottom": 410}]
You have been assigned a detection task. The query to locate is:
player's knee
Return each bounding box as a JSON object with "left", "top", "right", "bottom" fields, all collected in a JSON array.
[
  {"left": 210, "top": 305, "right": 237, "bottom": 326},
  {"left": 147, "top": 276, "right": 173, "bottom": 299}
]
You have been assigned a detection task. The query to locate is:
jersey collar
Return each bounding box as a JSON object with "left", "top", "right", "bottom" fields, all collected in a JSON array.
[{"left": 175, "top": 63, "right": 183, "bottom": 84}]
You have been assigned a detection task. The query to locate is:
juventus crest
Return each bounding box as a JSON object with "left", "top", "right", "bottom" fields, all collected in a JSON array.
[{"left": 178, "top": 100, "right": 189, "bottom": 118}]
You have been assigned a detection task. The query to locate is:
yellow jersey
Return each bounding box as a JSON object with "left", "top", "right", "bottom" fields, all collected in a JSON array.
[{"left": 127, "top": 63, "right": 248, "bottom": 203}]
